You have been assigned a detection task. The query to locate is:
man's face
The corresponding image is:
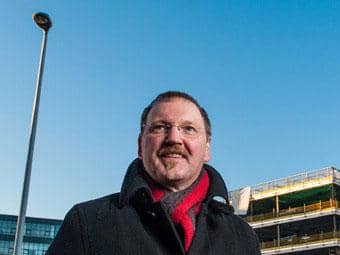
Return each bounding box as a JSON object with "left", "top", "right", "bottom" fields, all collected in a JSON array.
[{"left": 138, "top": 97, "right": 211, "bottom": 191}]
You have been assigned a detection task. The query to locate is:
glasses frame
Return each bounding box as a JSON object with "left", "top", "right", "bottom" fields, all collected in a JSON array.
[{"left": 143, "top": 122, "right": 204, "bottom": 139}]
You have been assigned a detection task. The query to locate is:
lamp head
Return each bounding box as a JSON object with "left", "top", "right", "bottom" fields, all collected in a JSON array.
[{"left": 33, "top": 12, "right": 52, "bottom": 32}]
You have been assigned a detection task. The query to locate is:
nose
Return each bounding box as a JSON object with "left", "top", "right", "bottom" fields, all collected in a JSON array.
[{"left": 165, "top": 126, "right": 182, "bottom": 143}]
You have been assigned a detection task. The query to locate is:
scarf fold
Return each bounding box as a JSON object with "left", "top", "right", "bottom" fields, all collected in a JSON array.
[{"left": 150, "top": 171, "right": 210, "bottom": 252}]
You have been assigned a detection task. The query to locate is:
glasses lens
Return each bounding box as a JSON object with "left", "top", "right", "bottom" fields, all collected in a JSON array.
[{"left": 146, "top": 123, "right": 201, "bottom": 138}]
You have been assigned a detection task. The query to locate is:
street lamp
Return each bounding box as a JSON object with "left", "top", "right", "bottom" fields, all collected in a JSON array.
[{"left": 12, "top": 12, "right": 52, "bottom": 255}]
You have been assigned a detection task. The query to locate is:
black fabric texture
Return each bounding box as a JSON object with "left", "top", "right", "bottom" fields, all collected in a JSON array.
[{"left": 46, "top": 158, "right": 260, "bottom": 255}]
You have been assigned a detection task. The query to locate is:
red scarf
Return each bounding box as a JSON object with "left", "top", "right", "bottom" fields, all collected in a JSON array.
[{"left": 151, "top": 171, "right": 210, "bottom": 252}]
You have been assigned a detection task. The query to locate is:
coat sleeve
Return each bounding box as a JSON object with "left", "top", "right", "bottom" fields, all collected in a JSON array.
[
  {"left": 46, "top": 205, "right": 88, "bottom": 255},
  {"left": 232, "top": 215, "right": 261, "bottom": 254},
  {"left": 240, "top": 217, "right": 261, "bottom": 254},
  {"left": 252, "top": 228, "right": 261, "bottom": 255}
]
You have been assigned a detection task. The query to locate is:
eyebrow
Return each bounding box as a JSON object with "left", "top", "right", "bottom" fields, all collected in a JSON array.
[
  {"left": 180, "top": 120, "right": 196, "bottom": 126},
  {"left": 148, "top": 120, "right": 198, "bottom": 126}
]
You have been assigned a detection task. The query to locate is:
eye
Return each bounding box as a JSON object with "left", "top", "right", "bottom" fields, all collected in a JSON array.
[
  {"left": 182, "top": 125, "right": 197, "bottom": 134},
  {"left": 149, "top": 124, "right": 168, "bottom": 133}
]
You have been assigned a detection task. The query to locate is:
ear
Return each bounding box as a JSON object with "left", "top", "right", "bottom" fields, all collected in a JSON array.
[
  {"left": 138, "top": 134, "right": 142, "bottom": 159},
  {"left": 204, "top": 140, "right": 211, "bottom": 162}
]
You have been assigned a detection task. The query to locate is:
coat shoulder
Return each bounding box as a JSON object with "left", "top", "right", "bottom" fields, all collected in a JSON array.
[
  {"left": 70, "top": 193, "right": 121, "bottom": 222},
  {"left": 75, "top": 193, "right": 120, "bottom": 210}
]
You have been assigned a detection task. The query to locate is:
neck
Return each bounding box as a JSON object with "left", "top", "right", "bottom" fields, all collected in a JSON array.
[
  {"left": 157, "top": 172, "right": 204, "bottom": 193},
  {"left": 163, "top": 181, "right": 194, "bottom": 192}
]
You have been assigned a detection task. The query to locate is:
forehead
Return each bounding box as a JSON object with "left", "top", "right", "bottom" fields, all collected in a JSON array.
[{"left": 147, "top": 98, "right": 204, "bottom": 124}]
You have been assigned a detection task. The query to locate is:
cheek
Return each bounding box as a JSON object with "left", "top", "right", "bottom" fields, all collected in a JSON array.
[
  {"left": 189, "top": 141, "right": 210, "bottom": 160},
  {"left": 142, "top": 137, "right": 162, "bottom": 158}
]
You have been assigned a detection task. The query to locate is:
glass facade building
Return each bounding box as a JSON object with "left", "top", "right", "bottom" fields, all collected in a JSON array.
[{"left": 0, "top": 214, "right": 62, "bottom": 255}]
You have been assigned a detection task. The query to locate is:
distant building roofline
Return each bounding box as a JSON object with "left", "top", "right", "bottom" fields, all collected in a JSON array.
[
  {"left": 230, "top": 166, "right": 340, "bottom": 201},
  {"left": 0, "top": 213, "right": 62, "bottom": 224}
]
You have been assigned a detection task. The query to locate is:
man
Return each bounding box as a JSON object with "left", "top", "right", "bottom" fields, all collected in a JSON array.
[{"left": 46, "top": 91, "right": 260, "bottom": 255}]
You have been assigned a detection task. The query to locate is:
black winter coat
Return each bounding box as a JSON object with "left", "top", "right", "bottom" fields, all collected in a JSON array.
[{"left": 46, "top": 159, "right": 260, "bottom": 255}]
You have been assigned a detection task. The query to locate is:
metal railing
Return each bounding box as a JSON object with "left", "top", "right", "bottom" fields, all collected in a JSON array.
[
  {"left": 246, "top": 199, "right": 339, "bottom": 223},
  {"left": 251, "top": 167, "right": 338, "bottom": 197},
  {"left": 261, "top": 231, "right": 339, "bottom": 250}
]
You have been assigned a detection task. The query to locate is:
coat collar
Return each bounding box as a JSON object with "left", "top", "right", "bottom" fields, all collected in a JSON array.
[
  {"left": 118, "top": 159, "right": 151, "bottom": 207},
  {"left": 118, "top": 158, "right": 231, "bottom": 212}
]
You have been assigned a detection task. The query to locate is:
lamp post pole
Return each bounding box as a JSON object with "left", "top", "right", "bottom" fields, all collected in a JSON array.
[{"left": 12, "top": 12, "right": 52, "bottom": 255}]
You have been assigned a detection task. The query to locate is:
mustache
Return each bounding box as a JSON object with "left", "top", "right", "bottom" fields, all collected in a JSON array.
[{"left": 157, "top": 144, "right": 188, "bottom": 158}]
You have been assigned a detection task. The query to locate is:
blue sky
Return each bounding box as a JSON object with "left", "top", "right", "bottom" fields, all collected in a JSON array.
[{"left": 1, "top": 1, "right": 340, "bottom": 219}]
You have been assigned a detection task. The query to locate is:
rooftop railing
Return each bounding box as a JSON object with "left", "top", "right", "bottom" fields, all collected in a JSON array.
[{"left": 250, "top": 167, "right": 339, "bottom": 198}]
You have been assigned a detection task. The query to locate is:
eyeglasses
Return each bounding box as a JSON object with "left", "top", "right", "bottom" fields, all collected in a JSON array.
[{"left": 143, "top": 123, "right": 203, "bottom": 138}]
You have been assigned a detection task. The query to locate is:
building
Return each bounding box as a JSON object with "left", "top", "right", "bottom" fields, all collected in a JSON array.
[
  {"left": 231, "top": 166, "right": 340, "bottom": 255},
  {"left": 0, "top": 214, "right": 62, "bottom": 255}
]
